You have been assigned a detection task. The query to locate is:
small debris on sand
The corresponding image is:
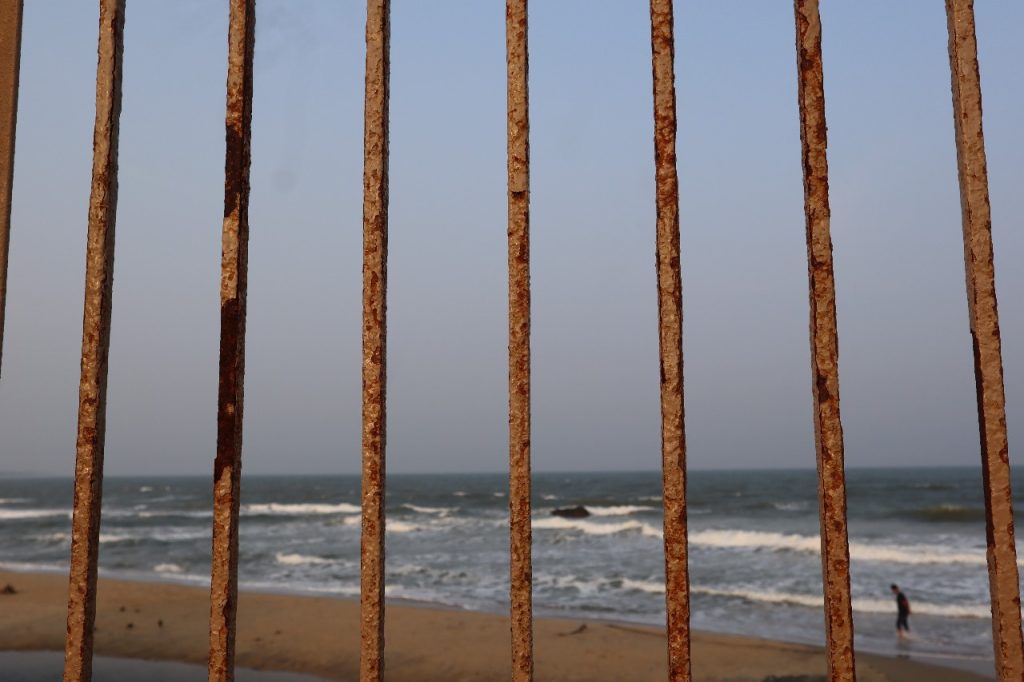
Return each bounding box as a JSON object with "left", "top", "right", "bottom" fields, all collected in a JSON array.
[
  {"left": 558, "top": 624, "right": 588, "bottom": 637},
  {"left": 1, "top": 584, "right": 16, "bottom": 595}
]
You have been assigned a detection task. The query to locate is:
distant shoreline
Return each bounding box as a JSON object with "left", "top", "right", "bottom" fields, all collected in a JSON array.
[
  {"left": 0, "top": 569, "right": 992, "bottom": 681},
  {"left": 0, "top": 464, "right": 999, "bottom": 479}
]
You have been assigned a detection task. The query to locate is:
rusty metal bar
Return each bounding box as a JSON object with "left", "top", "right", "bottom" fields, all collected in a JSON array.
[
  {"left": 0, "top": 0, "right": 21, "bottom": 381},
  {"left": 944, "top": 3, "right": 1024, "bottom": 678},
  {"left": 359, "top": 0, "right": 390, "bottom": 679},
  {"left": 63, "top": 2, "right": 126, "bottom": 681},
  {"left": 649, "top": 2, "right": 691, "bottom": 681},
  {"left": 792, "top": 2, "right": 855, "bottom": 680},
  {"left": 506, "top": 1, "right": 532, "bottom": 680},
  {"left": 207, "top": 1, "right": 256, "bottom": 681}
]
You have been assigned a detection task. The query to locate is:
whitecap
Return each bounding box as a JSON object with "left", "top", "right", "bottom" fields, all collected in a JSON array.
[
  {"left": 242, "top": 502, "right": 360, "bottom": 516},
  {"left": 586, "top": 505, "right": 656, "bottom": 517},
  {"left": 621, "top": 578, "right": 667, "bottom": 594},
  {"left": 688, "top": 529, "right": 992, "bottom": 566},
  {"left": 694, "top": 586, "right": 990, "bottom": 619},
  {"left": 154, "top": 563, "right": 184, "bottom": 574},
  {"left": 402, "top": 504, "right": 454, "bottom": 515},
  {"left": 388, "top": 521, "right": 421, "bottom": 533},
  {"left": 0, "top": 508, "right": 70, "bottom": 521},
  {"left": 532, "top": 517, "right": 662, "bottom": 538},
  {"left": 275, "top": 552, "right": 335, "bottom": 566}
]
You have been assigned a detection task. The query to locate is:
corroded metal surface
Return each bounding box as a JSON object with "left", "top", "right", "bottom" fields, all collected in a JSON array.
[
  {"left": 945, "top": 2, "right": 1024, "bottom": 678},
  {"left": 208, "top": 1, "right": 255, "bottom": 681},
  {"left": 63, "top": 2, "right": 126, "bottom": 681},
  {"left": 792, "top": 2, "right": 856, "bottom": 680},
  {"left": 506, "top": 1, "right": 532, "bottom": 680},
  {"left": 649, "top": 2, "right": 691, "bottom": 681},
  {"left": 0, "top": 0, "right": 22, "bottom": 380},
  {"left": 359, "top": 1, "right": 389, "bottom": 680}
]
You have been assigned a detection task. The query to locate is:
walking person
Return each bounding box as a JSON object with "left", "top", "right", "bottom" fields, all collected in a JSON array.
[{"left": 891, "top": 583, "right": 911, "bottom": 640}]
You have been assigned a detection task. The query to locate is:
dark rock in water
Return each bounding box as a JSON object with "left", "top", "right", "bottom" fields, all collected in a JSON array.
[
  {"left": 1, "top": 584, "right": 16, "bottom": 595},
  {"left": 551, "top": 505, "right": 590, "bottom": 518}
]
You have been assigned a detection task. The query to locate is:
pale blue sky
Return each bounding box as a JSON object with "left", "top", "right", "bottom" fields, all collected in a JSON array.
[{"left": 0, "top": 1, "right": 1021, "bottom": 475}]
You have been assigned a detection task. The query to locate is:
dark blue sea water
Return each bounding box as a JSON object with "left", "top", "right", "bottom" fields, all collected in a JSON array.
[{"left": 0, "top": 467, "right": 1015, "bottom": 665}]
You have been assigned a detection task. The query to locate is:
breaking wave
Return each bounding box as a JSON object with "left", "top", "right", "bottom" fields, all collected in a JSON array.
[{"left": 242, "top": 502, "right": 360, "bottom": 516}]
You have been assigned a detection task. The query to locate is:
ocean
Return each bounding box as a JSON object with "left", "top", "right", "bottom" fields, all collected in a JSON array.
[{"left": 0, "top": 467, "right": 1014, "bottom": 665}]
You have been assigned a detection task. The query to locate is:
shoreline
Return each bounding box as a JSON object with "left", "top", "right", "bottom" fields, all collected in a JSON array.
[{"left": 0, "top": 569, "right": 993, "bottom": 681}]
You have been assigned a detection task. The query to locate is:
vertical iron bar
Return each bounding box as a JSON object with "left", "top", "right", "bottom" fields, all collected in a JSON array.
[
  {"left": 506, "top": 1, "right": 532, "bottom": 680},
  {"left": 649, "top": 2, "right": 691, "bottom": 681},
  {"left": 945, "top": 2, "right": 1024, "bottom": 679},
  {"left": 208, "top": 1, "right": 255, "bottom": 681},
  {"left": 359, "top": 1, "right": 389, "bottom": 680},
  {"left": 0, "top": 0, "right": 22, "bottom": 381},
  {"left": 63, "top": 1, "right": 126, "bottom": 681},
  {"left": 792, "top": 2, "right": 855, "bottom": 680}
]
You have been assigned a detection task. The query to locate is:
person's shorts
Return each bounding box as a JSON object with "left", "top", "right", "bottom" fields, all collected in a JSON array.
[{"left": 896, "top": 613, "right": 910, "bottom": 631}]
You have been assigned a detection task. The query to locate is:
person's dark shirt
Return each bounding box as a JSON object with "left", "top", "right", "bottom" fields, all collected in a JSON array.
[{"left": 896, "top": 591, "right": 910, "bottom": 616}]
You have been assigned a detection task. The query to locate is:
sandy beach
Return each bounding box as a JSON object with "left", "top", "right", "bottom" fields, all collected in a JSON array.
[{"left": 0, "top": 570, "right": 992, "bottom": 681}]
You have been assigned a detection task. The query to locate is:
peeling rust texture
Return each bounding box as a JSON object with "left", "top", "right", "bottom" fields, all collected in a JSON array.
[
  {"left": 506, "top": 1, "right": 532, "bottom": 680},
  {"left": 359, "top": 1, "right": 389, "bottom": 680},
  {"left": 649, "top": 2, "right": 691, "bottom": 681},
  {"left": 945, "top": 2, "right": 1024, "bottom": 678},
  {"left": 0, "top": 0, "right": 23, "bottom": 381},
  {"left": 208, "top": 2, "right": 256, "bottom": 681},
  {"left": 63, "top": 2, "right": 126, "bottom": 681},
  {"left": 792, "top": 3, "right": 856, "bottom": 681}
]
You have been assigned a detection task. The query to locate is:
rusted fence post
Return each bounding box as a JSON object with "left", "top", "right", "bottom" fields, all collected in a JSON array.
[
  {"left": 359, "top": 1, "right": 390, "bottom": 680},
  {"left": 506, "top": 1, "right": 532, "bottom": 680},
  {"left": 0, "top": 0, "right": 22, "bottom": 381},
  {"left": 208, "top": 1, "right": 256, "bottom": 681},
  {"left": 63, "top": 2, "right": 126, "bottom": 681},
  {"left": 944, "top": 2, "right": 1024, "bottom": 679},
  {"left": 792, "top": 2, "right": 856, "bottom": 680},
  {"left": 649, "top": 1, "right": 691, "bottom": 681}
]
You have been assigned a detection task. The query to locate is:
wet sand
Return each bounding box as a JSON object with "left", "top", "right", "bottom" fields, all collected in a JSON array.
[{"left": 0, "top": 570, "right": 992, "bottom": 681}]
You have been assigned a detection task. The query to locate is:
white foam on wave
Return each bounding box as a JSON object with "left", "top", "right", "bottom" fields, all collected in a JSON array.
[
  {"left": 402, "top": 504, "right": 454, "bottom": 515},
  {"left": 242, "top": 502, "right": 360, "bottom": 516},
  {"left": 621, "top": 578, "right": 667, "bottom": 594},
  {"left": 41, "top": 532, "right": 70, "bottom": 542},
  {"left": 151, "top": 528, "right": 211, "bottom": 542},
  {"left": 689, "top": 529, "right": 991, "bottom": 566},
  {"left": 586, "top": 505, "right": 656, "bottom": 517},
  {"left": 533, "top": 517, "right": 663, "bottom": 538},
  {"left": 541, "top": 494, "right": 558, "bottom": 501},
  {"left": 452, "top": 491, "right": 468, "bottom": 497},
  {"left": 388, "top": 521, "right": 421, "bottom": 533},
  {"left": 99, "top": 533, "right": 133, "bottom": 544},
  {"left": 139, "top": 486, "right": 153, "bottom": 493},
  {"left": 154, "top": 563, "right": 184, "bottom": 574},
  {"left": 0, "top": 560, "right": 68, "bottom": 573},
  {"left": 136, "top": 509, "right": 212, "bottom": 519},
  {"left": 694, "top": 586, "right": 990, "bottom": 619},
  {"left": 0, "top": 497, "right": 30, "bottom": 504},
  {"left": 0, "top": 508, "right": 70, "bottom": 520},
  {"left": 275, "top": 552, "right": 335, "bottom": 566}
]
